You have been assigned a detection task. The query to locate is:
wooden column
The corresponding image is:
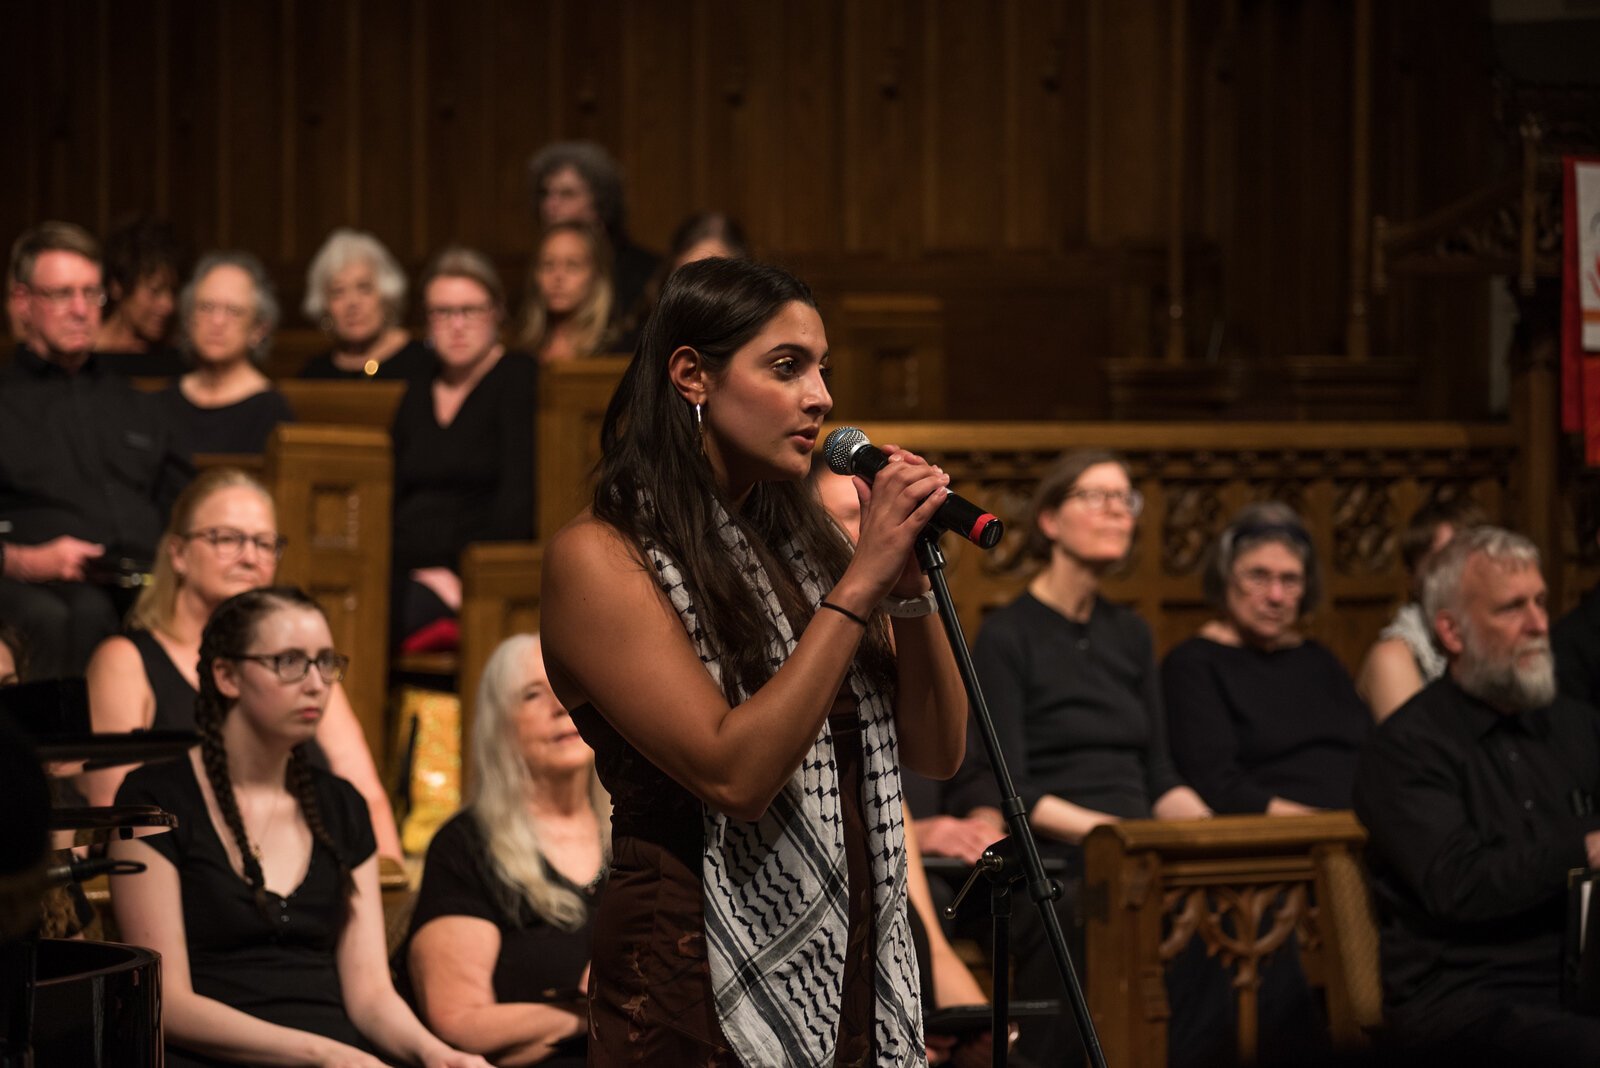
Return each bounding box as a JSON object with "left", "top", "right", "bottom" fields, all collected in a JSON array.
[
  {"left": 1164, "top": 0, "right": 1189, "bottom": 365},
  {"left": 1344, "top": 0, "right": 1372, "bottom": 362}
]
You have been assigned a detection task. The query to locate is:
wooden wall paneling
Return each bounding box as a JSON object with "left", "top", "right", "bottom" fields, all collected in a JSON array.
[
  {"left": 1002, "top": 0, "right": 1080, "bottom": 253},
  {"left": 290, "top": 0, "right": 355, "bottom": 269},
  {"left": 422, "top": 0, "right": 496, "bottom": 252},
  {"left": 618, "top": 1, "right": 699, "bottom": 254},
  {"left": 340, "top": 0, "right": 420, "bottom": 270},
  {"left": 485, "top": 0, "right": 549, "bottom": 272},
  {"left": 841, "top": 0, "right": 920, "bottom": 257},
  {"left": 39, "top": 3, "right": 103, "bottom": 230},
  {"left": 101, "top": 3, "right": 166, "bottom": 227},
  {"left": 0, "top": 4, "right": 43, "bottom": 243},
  {"left": 1086, "top": 0, "right": 1165, "bottom": 245},
  {"left": 219, "top": 2, "right": 285, "bottom": 257},
  {"left": 919, "top": 0, "right": 1008, "bottom": 253},
  {"left": 546, "top": 1, "right": 625, "bottom": 165},
  {"left": 264, "top": 424, "right": 394, "bottom": 765},
  {"left": 761, "top": 0, "right": 842, "bottom": 257}
]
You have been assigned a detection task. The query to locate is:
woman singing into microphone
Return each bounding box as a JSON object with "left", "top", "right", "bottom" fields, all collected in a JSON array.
[{"left": 541, "top": 257, "right": 968, "bottom": 1067}]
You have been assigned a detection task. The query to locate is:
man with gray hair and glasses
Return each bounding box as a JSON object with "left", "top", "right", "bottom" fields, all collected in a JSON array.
[
  {"left": 0, "top": 221, "right": 188, "bottom": 677},
  {"left": 1354, "top": 526, "right": 1600, "bottom": 1063}
]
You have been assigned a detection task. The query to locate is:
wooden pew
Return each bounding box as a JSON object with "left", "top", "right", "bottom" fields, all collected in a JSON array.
[
  {"left": 278, "top": 379, "right": 407, "bottom": 430},
  {"left": 457, "top": 541, "right": 544, "bottom": 789},
  {"left": 1082, "top": 813, "right": 1374, "bottom": 1066},
  {"left": 264, "top": 424, "right": 393, "bottom": 763},
  {"left": 539, "top": 357, "right": 629, "bottom": 541}
]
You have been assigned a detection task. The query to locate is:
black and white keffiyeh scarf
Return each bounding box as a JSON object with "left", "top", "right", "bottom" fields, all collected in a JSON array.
[{"left": 643, "top": 502, "right": 926, "bottom": 1067}]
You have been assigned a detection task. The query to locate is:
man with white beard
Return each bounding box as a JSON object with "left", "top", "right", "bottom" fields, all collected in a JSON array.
[{"left": 1355, "top": 526, "right": 1600, "bottom": 1063}]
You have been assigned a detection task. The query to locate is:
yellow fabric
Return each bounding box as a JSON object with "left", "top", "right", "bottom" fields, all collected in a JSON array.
[{"left": 395, "top": 686, "right": 460, "bottom": 857}]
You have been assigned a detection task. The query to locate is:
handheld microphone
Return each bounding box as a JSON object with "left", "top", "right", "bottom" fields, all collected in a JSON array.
[{"left": 823, "top": 427, "right": 1004, "bottom": 550}]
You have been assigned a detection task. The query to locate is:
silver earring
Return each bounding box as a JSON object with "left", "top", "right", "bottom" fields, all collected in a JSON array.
[{"left": 694, "top": 402, "right": 703, "bottom": 430}]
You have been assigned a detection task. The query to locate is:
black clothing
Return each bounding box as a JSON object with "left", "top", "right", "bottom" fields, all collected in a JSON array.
[
  {"left": 116, "top": 756, "right": 382, "bottom": 1066},
  {"left": 1163, "top": 636, "right": 1368, "bottom": 813},
  {"left": 0, "top": 579, "right": 121, "bottom": 678},
  {"left": 94, "top": 345, "right": 187, "bottom": 378},
  {"left": 395, "top": 810, "right": 596, "bottom": 1014},
  {"left": 952, "top": 592, "right": 1185, "bottom": 821},
  {"left": 390, "top": 350, "right": 537, "bottom": 575},
  {"left": 0, "top": 345, "right": 187, "bottom": 554},
  {"left": 611, "top": 237, "right": 660, "bottom": 337},
  {"left": 129, "top": 628, "right": 199, "bottom": 732},
  {"left": 1353, "top": 677, "right": 1600, "bottom": 1059},
  {"left": 159, "top": 384, "right": 295, "bottom": 456},
  {"left": 1553, "top": 584, "right": 1600, "bottom": 707},
  {"left": 297, "top": 339, "right": 433, "bottom": 382}
]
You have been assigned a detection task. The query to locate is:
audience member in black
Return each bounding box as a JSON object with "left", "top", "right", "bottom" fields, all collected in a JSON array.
[
  {"left": 1355, "top": 526, "right": 1600, "bottom": 1065},
  {"left": 81, "top": 467, "right": 402, "bottom": 859},
  {"left": 1164, "top": 501, "right": 1369, "bottom": 815},
  {"left": 615, "top": 211, "right": 751, "bottom": 350},
  {"left": 0, "top": 221, "right": 190, "bottom": 678},
  {"left": 398, "top": 634, "right": 606, "bottom": 1066},
  {"left": 109, "top": 587, "right": 488, "bottom": 1068},
  {"left": 1357, "top": 497, "right": 1486, "bottom": 722},
  {"left": 392, "top": 248, "right": 536, "bottom": 649},
  {"left": 298, "top": 228, "right": 432, "bottom": 381},
  {"left": 516, "top": 220, "right": 617, "bottom": 364},
  {"left": 528, "top": 141, "right": 659, "bottom": 328},
  {"left": 952, "top": 451, "right": 1210, "bottom": 1067},
  {"left": 161, "top": 251, "right": 295, "bottom": 456},
  {"left": 94, "top": 215, "right": 185, "bottom": 376},
  {"left": 5, "top": 230, "right": 29, "bottom": 341}
]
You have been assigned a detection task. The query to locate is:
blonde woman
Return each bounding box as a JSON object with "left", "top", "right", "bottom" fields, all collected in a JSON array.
[
  {"left": 82, "top": 466, "right": 402, "bottom": 859},
  {"left": 399, "top": 634, "right": 608, "bottom": 1067},
  {"left": 517, "top": 221, "right": 616, "bottom": 363}
]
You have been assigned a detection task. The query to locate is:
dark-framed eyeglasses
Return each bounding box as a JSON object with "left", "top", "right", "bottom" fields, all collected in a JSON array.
[
  {"left": 1065, "top": 488, "right": 1145, "bottom": 518},
  {"left": 230, "top": 650, "right": 349, "bottom": 683},
  {"left": 183, "top": 527, "right": 287, "bottom": 561},
  {"left": 31, "top": 284, "right": 107, "bottom": 308}
]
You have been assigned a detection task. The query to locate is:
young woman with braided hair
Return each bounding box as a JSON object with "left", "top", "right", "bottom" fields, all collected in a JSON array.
[
  {"left": 110, "top": 587, "right": 488, "bottom": 1068},
  {"left": 541, "top": 258, "right": 968, "bottom": 1066}
]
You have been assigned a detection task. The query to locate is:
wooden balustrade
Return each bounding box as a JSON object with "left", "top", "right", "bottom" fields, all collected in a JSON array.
[{"left": 1083, "top": 813, "right": 1375, "bottom": 1067}]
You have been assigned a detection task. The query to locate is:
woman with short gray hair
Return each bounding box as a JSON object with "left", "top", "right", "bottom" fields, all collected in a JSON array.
[
  {"left": 299, "top": 228, "right": 432, "bottom": 381},
  {"left": 161, "top": 251, "right": 294, "bottom": 455},
  {"left": 1163, "top": 500, "right": 1369, "bottom": 815}
]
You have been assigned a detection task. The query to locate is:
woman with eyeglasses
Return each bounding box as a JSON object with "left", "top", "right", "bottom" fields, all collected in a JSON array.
[
  {"left": 161, "top": 251, "right": 295, "bottom": 456},
  {"left": 83, "top": 467, "right": 402, "bottom": 859},
  {"left": 110, "top": 587, "right": 490, "bottom": 1068},
  {"left": 949, "top": 450, "right": 1209, "bottom": 1067},
  {"left": 390, "top": 248, "right": 536, "bottom": 652},
  {"left": 1162, "top": 501, "right": 1369, "bottom": 816}
]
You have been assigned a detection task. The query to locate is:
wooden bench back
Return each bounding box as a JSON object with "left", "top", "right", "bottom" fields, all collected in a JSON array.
[
  {"left": 456, "top": 541, "right": 544, "bottom": 789},
  {"left": 278, "top": 379, "right": 407, "bottom": 430},
  {"left": 264, "top": 424, "right": 394, "bottom": 760}
]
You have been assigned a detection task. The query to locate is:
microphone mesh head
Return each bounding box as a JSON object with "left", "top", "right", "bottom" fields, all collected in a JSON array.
[{"left": 823, "top": 426, "right": 869, "bottom": 476}]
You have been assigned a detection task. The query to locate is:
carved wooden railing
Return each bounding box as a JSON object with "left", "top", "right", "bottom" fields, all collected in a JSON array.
[
  {"left": 1082, "top": 813, "right": 1373, "bottom": 1067},
  {"left": 457, "top": 541, "right": 543, "bottom": 789}
]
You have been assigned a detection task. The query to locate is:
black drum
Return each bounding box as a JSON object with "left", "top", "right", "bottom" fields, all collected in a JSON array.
[{"left": 32, "top": 939, "right": 160, "bottom": 1066}]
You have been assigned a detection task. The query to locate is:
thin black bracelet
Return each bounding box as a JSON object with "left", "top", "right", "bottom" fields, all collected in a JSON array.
[{"left": 818, "top": 600, "right": 868, "bottom": 627}]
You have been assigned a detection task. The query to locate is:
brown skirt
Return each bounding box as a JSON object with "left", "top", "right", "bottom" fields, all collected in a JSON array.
[{"left": 587, "top": 710, "right": 876, "bottom": 1067}]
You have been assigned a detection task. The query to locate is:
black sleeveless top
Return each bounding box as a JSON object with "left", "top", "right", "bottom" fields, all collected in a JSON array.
[{"left": 129, "top": 629, "right": 328, "bottom": 768}]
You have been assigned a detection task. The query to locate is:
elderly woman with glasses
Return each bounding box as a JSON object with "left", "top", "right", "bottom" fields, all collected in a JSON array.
[
  {"left": 948, "top": 450, "right": 1210, "bottom": 1066},
  {"left": 390, "top": 248, "right": 536, "bottom": 651},
  {"left": 1162, "top": 501, "right": 1369, "bottom": 816},
  {"left": 299, "top": 228, "right": 432, "bottom": 381},
  {"left": 110, "top": 588, "right": 488, "bottom": 1068},
  {"left": 161, "top": 251, "right": 295, "bottom": 455},
  {"left": 83, "top": 467, "right": 402, "bottom": 859}
]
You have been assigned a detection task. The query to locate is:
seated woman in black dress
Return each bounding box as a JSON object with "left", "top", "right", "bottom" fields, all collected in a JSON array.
[
  {"left": 950, "top": 450, "right": 1210, "bottom": 1066},
  {"left": 392, "top": 248, "right": 536, "bottom": 650},
  {"left": 94, "top": 215, "right": 186, "bottom": 376},
  {"left": 1163, "top": 501, "right": 1370, "bottom": 814},
  {"left": 516, "top": 221, "right": 617, "bottom": 364},
  {"left": 299, "top": 228, "right": 431, "bottom": 381},
  {"left": 162, "top": 251, "right": 295, "bottom": 455},
  {"left": 82, "top": 467, "right": 402, "bottom": 859},
  {"left": 399, "top": 634, "right": 606, "bottom": 1066},
  {"left": 109, "top": 587, "right": 488, "bottom": 1068}
]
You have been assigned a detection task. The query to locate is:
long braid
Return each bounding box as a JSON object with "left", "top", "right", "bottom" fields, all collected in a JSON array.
[
  {"left": 286, "top": 746, "right": 353, "bottom": 896},
  {"left": 195, "top": 675, "right": 275, "bottom": 925},
  {"left": 196, "top": 586, "right": 355, "bottom": 925}
]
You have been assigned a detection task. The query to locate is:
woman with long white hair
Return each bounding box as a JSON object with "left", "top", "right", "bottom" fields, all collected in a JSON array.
[{"left": 398, "top": 634, "right": 608, "bottom": 1067}]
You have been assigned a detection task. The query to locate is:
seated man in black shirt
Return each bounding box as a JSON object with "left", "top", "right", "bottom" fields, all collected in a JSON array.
[
  {"left": 0, "top": 222, "right": 188, "bottom": 677},
  {"left": 1354, "top": 525, "right": 1600, "bottom": 1064}
]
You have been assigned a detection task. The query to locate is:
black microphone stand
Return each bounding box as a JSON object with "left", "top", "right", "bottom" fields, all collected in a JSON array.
[{"left": 913, "top": 531, "right": 1108, "bottom": 1068}]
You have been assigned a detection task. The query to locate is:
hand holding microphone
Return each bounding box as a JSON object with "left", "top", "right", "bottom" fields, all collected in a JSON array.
[{"left": 823, "top": 427, "right": 1003, "bottom": 550}]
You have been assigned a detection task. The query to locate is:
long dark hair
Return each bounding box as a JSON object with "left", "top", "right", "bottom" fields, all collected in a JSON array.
[
  {"left": 196, "top": 587, "right": 353, "bottom": 924},
  {"left": 593, "top": 257, "right": 895, "bottom": 700}
]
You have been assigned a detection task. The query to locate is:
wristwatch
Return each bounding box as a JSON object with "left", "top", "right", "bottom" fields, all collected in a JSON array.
[{"left": 882, "top": 590, "right": 937, "bottom": 618}]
